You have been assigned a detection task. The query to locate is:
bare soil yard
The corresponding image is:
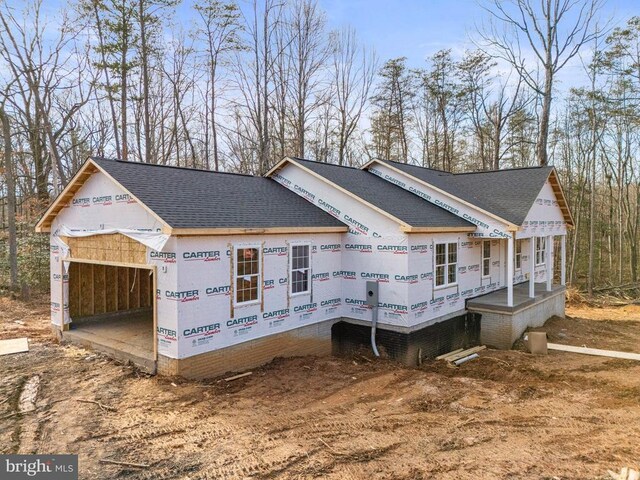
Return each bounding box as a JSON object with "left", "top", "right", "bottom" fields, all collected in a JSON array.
[{"left": 1, "top": 295, "right": 639, "bottom": 479}]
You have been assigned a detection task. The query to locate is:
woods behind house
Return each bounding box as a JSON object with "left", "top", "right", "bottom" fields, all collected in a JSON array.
[{"left": 0, "top": 0, "right": 636, "bottom": 294}]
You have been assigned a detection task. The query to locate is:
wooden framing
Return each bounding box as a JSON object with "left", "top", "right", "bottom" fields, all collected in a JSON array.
[
  {"left": 68, "top": 262, "right": 151, "bottom": 317},
  {"left": 65, "top": 257, "right": 158, "bottom": 362},
  {"left": 547, "top": 169, "right": 575, "bottom": 228},
  {"left": 62, "top": 233, "right": 147, "bottom": 265}
]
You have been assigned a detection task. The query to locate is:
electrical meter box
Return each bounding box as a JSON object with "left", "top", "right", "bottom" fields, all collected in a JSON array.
[{"left": 365, "top": 281, "right": 379, "bottom": 306}]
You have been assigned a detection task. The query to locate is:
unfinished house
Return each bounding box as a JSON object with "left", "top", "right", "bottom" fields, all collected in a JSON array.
[{"left": 36, "top": 157, "right": 572, "bottom": 378}]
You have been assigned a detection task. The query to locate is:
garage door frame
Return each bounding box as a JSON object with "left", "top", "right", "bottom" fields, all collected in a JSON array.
[{"left": 62, "top": 257, "right": 158, "bottom": 363}]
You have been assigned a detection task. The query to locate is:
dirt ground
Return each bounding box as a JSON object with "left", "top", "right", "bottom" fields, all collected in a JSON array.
[{"left": 1, "top": 295, "right": 639, "bottom": 479}]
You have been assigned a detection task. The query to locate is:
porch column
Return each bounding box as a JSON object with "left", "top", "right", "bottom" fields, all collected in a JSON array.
[
  {"left": 561, "top": 235, "right": 566, "bottom": 286},
  {"left": 529, "top": 236, "right": 536, "bottom": 298},
  {"left": 546, "top": 235, "right": 553, "bottom": 291},
  {"left": 507, "top": 236, "right": 514, "bottom": 307}
]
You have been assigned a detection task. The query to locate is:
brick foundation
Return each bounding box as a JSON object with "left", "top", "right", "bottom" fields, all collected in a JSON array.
[{"left": 157, "top": 319, "right": 336, "bottom": 379}]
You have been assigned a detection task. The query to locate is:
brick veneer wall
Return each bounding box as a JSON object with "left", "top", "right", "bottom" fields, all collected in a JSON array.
[{"left": 157, "top": 319, "right": 337, "bottom": 379}]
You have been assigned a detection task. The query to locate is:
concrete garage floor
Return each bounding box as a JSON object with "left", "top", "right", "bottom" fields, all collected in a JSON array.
[{"left": 63, "top": 310, "right": 155, "bottom": 373}]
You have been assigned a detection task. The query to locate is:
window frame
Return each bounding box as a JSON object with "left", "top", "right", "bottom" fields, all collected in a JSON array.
[
  {"left": 482, "top": 240, "right": 491, "bottom": 277},
  {"left": 535, "top": 237, "right": 546, "bottom": 266},
  {"left": 289, "top": 242, "right": 311, "bottom": 297},
  {"left": 434, "top": 241, "right": 458, "bottom": 289},
  {"left": 233, "top": 244, "right": 262, "bottom": 306},
  {"left": 515, "top": 239, "right": 522, "bottom": 271}
]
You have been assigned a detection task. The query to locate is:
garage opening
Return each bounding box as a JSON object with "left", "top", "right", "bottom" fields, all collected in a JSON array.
[{"left": 64, "top": 262, "right": 156, "bottom": 373}]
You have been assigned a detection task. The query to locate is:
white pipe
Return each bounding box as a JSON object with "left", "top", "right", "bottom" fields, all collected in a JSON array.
[
  {"left": 454, "top": 353, "right": 479, "bottom": 365},
  {"left": 371, "top": 305, "right": 380, "bottom": 357}
]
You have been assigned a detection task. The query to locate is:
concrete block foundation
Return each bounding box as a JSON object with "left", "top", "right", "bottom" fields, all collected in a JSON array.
[
  {"left": 472, "top": 288, "right": 565, "bottom": 349},
  {"left": 331, "top": 313, "right": 481, "bottom": 366}
]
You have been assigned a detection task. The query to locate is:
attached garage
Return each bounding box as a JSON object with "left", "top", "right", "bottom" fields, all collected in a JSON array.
[{"left": 60, "top": 234, "right": 158, "bottom": 373}]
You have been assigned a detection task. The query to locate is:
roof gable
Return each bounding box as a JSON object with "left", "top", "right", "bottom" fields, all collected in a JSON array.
[
  {"left": 268, "top": 157, "right": 476, "bottom": 232},
  {"left": 37, "top": 158, "right": 348, "bottom": 234},
  {"left": 365, "top": 159, "right": 573, "bottom": 227}
]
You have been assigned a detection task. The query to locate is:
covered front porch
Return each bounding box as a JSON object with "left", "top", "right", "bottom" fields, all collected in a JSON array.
[
  {"left": 470, "top": 233, "right": 567, "bottom": 349},
  {"left": 502, "top": 233, "right": 567, "bottom": 307},
  {"left": 467, "top": 281, "right": 565, "bottom": 313}
]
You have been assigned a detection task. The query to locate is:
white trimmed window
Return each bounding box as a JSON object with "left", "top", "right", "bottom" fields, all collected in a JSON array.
[
  {"left": 515, "top": 239, "right": 522, "bottom": 270},
  {"left": 482, "top": 240, "right": 491, "bottom": 277},
  {"left": 435, "top": 242, "right": 457, "bottom": 287},
  {"left": 290, "top": 244, "right": 310, "bottom": 295},
  {"left": 535, "top": 237, "right": 546, "bottom": 266},
  {"left": 235, "top": 246, "right": 261, "bottom": 305}
]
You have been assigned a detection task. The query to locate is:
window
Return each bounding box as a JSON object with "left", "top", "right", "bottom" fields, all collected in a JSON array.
[
  {"left": 535, "top": 237, "right": 546, "bottom": 266},
  {"left": 435, "top": 242, "right": 457, "bottom": 287},
  {"left": 235, "top": 246, "right": 260, "bottom": 304},
  {"left": 290, "top": 244, "right": 310, "bottom": 295},
  {"left": 482, "top": 240, "right": 491, "bottom": 277},
  {"left": 515, "top": 239, "right": 522, "bottom": 270}
]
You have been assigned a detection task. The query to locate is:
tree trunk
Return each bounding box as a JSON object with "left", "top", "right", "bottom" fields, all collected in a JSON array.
[
  {"left": 536, "top": 74, "right": 552, "bottom": 166},
  {"left": 139, "top": 0, "right": 152, "bottom": 163},
  {"left": 93, "top": 1, "right": 121, "bottom": 159},
  {"left": 0, "top": 106, "right": 18, "bottom": 290}
]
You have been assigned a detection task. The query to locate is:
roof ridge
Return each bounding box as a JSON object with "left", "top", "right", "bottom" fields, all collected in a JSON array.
[
  {"left": 91, "top": 157, "right": 256, "bottom": 178},
  {"left": 381, "top": 158, "right": 553, "bottom": 176},
  {"left": 381, "top": 159, "right": 452, "bottom": 175},
  {"left": 451, "top": 165, "right": 554, "bottom": 176},
  {"left": 291, "top": 157, "right": 365, "bottom": 171}
]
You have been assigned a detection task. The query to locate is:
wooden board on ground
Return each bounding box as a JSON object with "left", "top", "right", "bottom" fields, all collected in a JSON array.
[
  {"left": 436, "top": 348, "right": 463, "bottom": 360},
  {"left": 547, "top": 343, "right": 640, "bottom": 361},
  {"left": 441, "top": 346, "right": 486, "bottom": 363},
  {"left": 0, "top": 338, "right": 29, "bottom": 356}
]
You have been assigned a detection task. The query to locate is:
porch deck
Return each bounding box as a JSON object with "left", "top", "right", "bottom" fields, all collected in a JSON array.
[{"left": 467, "top": 281, "right": 566, "bottom": 314}]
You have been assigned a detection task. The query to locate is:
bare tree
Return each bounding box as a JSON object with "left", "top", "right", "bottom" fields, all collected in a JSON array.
[
  {"left": 232, "top": 0, "right": 285, "bottom": 173},
  {"left": 330, "top": 27, "right": 376, "bottom": 166},
  {"left": 194, "top": 0, "right": 243, "bottom": 171},
  {"left": 370, "top": 57, "right": 414, "bottom": 161},
  {"left": 0, "top": 94, "right": 17, "bottom": 290},
  {"left": 479, "top": 0, "right": 603, "bottom": 165},
  {"left": 287, "top": 0, "right": 328, "bottom": 159}
]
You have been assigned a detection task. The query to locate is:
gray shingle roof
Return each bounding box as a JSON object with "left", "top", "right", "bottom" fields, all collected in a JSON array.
[
  {"left": 290, "top": 158, "right": 474, "bottom": 229},
  {"left": 92, "top": 158, "right": 346, "bottom": 230},
  {"left": 374, "top": 160, "right": 554, "bottom": 226}
]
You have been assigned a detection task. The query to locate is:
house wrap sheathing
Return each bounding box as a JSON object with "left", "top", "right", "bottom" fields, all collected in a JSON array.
[{"left": 37, "top": 157, "right": 572, "bottom": 378}]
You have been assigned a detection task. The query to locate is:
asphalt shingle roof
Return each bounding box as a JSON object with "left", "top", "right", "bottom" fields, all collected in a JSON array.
[
  {"left": 92, "top": 158, "right": 346, "bottom": 230},
  {"left": 290, "top": 158, "right": 474, "bottom": 229},
  {"left": 375, "top": 160, "right": 555, "bottom": 226}
]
